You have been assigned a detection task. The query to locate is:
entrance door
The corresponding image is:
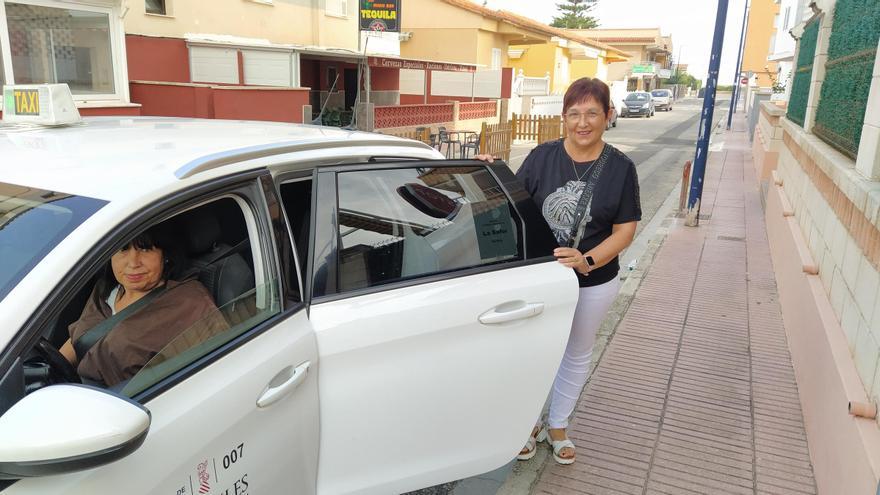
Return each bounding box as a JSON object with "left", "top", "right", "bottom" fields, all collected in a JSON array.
[{"left": 344, "top": 68, "right": 358, "bottom": 111}]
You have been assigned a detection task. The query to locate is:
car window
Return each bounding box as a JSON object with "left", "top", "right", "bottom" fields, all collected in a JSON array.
[
  {"left": 335, "top": 166, "right": 523, "bottom": 292},
  {"left": 115, "top": 197, "right": 278, "bottom": 396},
  {"left": 0, "top": 183, "right": 106, "bottom": 302},
  {"left": 30, "top": 192, "right": 280, "bottom": 400},
  {"left": 651, "top": 90, "right": 668, "bottom": 97},
  {"left": 626, "top": 93, "right": 649, "bottom": 101},
  {"left": 122, "top": 280, "right": 279, "bottom": 397}
]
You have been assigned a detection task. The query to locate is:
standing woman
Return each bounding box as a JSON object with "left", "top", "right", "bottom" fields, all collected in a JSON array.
[{"left": 479, "top": 77, "right": 641, "bottom": 464}]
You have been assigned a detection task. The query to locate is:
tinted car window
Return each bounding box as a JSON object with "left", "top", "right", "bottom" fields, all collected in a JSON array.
[
  {"left": 0, "top": 183, "right": 105, "bottom": 301},
  {"left": 335, "top": 166, "right": 522, "bottom": 292},
  {"left": 651, "top": 90, "right": 669, "bottom": 97},
  {"left": 626, "top": 93, "right": 649, "bottom": 101}
]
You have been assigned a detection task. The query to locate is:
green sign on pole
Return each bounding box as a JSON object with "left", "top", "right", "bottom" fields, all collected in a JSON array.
[{"left": 632, "top": 65, "right": 655, "bottom": 74}]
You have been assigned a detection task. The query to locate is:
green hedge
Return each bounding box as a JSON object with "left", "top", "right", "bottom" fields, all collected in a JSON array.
[
  {"left": 787, "top": 19, "right": 819, "bottom": 127},
  {"left": 813, "top": 0, "right": 880, "bottom": 158}
]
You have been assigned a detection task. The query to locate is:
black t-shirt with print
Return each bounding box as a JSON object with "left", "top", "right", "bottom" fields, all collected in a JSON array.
[{"left": 515, "top": 139, "right": 642, "bottom": 287}]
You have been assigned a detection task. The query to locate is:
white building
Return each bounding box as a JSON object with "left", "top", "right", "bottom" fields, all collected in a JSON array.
[{"left": 768, "top": 0, "right": 810, "bottom": 100}]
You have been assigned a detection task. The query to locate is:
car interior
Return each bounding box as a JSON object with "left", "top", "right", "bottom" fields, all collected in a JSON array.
[
  {"left": 20, "top": 197, "right": 258, "bottom": 398},
  {"left": 278, "top": 178, "right": 313, "bottom": 276}
]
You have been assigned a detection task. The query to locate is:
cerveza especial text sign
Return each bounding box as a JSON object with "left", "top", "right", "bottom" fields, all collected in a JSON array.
[
  {"left": 367, "top": 57, "right": 476, "bottom": 73},
  {"left": 360, "top": 0, "right": 400, "bottom": 32}
]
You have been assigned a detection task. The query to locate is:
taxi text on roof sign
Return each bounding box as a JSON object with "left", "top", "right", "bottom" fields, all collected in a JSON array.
[
  {"left": 1, "top": 84, "right": 81, "bottom": 126},
  {"left": 12, "top": 89, "right": 40, "bottom": 116}
]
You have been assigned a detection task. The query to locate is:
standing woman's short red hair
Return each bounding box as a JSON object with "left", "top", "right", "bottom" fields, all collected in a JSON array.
[{"left": 563, "top": 78, "right": 611, "bottom": 115}]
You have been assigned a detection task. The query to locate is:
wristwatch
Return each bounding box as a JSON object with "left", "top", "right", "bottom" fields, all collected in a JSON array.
[{"left": 584, "top": 255, "right": 596, "bottom": 267}]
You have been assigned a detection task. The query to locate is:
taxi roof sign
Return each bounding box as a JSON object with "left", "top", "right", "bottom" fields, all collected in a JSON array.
[{"left": 2, "top": 84, "right": 81, "bottom": 126}]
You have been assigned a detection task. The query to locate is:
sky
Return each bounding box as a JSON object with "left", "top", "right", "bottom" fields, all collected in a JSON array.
[{"left": 485, "top": 0, "right": 751, "bottom": 85}]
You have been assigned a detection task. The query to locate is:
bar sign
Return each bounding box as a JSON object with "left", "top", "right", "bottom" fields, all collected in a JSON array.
[{"left": 13, "top": 89, "right": 40, "bottom": 115}]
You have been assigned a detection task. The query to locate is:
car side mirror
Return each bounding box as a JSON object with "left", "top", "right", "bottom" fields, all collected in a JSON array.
[{"left": 0, "top": 384, "right": 150, "bottom": 479}]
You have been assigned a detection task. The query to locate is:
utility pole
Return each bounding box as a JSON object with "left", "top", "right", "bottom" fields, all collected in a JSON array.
[
  {"left": 685, "top": 0, "right": 730, "bottom": 227},
  {"left": 728, "top": 0, "right": 750, "bottom": 129}
]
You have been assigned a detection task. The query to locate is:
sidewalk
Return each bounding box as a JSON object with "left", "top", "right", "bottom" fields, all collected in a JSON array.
[{"left": 529, "top": 114, "right": 819, "bottom": 494}]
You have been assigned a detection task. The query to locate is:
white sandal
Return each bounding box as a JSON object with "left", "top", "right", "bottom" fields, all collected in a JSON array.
[
  {"left": 516, "top": 424, "right": 542, "bottom": 461},
  {"left": 539, "top": 428, "right": 575, "bottom": 465}
]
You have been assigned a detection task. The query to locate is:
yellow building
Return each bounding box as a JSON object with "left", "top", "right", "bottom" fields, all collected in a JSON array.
[
  {"left": 401, "top": 0, "right": 551, "bottom": 68},
  {"left": 572, "top": 28, "right": 674, "bottom": 91},
  {"left": 401, "top": 0, "right": 627, "bottom": 93},
  {"left": 123, "top": 0, "right": 358, "bottom": 52},
  {"left": 508, "top": 33, "right": 629, "bottom": 93},
  {"left": 742, "top": 0, "right": 781, "bottom": 88}
]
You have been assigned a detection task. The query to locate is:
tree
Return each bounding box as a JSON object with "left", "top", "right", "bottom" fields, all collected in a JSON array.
[
  {"left": 550, "top": 0, "right": 599, "bottom": 29},
  {"left": 663, "top": 71, "right": 702, "bottom": 91}
]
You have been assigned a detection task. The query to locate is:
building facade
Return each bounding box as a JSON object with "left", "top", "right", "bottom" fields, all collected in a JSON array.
[
  {"left": 742, "top": 0, "right": 781, "bottom": 88},
  {"left": 573, "top": 28, "right": 674, "bottom": 92}
]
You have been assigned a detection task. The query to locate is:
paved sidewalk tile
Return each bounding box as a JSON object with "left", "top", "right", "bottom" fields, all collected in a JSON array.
[{"left": 532, "top": 117, "right": 818, "bottom": 494}]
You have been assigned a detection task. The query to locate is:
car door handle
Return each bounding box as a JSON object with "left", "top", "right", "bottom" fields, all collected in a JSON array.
[
  {"left": 478, "top": 302, "right": 544, "bottom": 325},
  {"left": 257, "top": 361, "right": 311, "bottom": 408}
]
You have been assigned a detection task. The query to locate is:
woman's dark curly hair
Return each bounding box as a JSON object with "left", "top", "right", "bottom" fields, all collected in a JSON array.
[{"left": 95, "top": 222, "right": 185, "bottom": 299}]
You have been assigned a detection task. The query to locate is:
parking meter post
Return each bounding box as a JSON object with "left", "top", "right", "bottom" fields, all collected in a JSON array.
[
  {"left": 686, "top": 0, "right": 730, "bottom": 227},
  {"left": 728, "top": 0, "right": 750, "bottom": 128},
  {"left": 679, "top": 160, "right": 692, "bottom": 211}
]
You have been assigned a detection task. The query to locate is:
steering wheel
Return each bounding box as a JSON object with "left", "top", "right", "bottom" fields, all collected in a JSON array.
[{"left": 34, "top": 337, "right": 81, "bottom": 384}]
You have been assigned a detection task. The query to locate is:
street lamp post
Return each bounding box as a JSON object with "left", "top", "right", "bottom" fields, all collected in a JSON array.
[
  {"left": 728, "top": 0, "right": 750, "bottom": 129},
  {"left": 685, "top": 0, "right": 730, "bottom": 227}
]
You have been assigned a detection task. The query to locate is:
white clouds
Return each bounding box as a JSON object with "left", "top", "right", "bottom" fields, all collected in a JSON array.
[{"left": 485, "top": 0, "right": 750, "bottom": 85}]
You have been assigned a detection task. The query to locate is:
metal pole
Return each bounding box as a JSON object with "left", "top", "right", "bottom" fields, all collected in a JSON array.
[
  {"left": 727, "top": 0, "right": 749, "bottom": 128},
  {"left": 685, "top": 0, "right": 730, "bottom": 227}
]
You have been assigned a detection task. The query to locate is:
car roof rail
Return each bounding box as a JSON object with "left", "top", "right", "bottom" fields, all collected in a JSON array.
[{"left": 175, "top": 138, "right": 431, "bottom": 179}]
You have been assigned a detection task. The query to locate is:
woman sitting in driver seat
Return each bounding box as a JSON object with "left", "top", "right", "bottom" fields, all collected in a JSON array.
[{"left": 59, "top": 224, "right": 228, "bottom": 387}]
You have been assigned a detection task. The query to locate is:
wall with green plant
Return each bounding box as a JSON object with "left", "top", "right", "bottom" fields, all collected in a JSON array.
[
  {"left": 787, "top": 18, "right": 820, "bottom": 127},
  {"left": 813, "top": 0, "right": 880, "bottom": 158}
]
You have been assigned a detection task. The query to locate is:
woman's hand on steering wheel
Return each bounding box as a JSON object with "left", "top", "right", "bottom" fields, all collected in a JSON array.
[{"left": 35, "top": 337, "right": 81, "bottom": 384}]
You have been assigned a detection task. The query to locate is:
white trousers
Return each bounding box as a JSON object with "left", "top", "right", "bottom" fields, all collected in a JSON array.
[{"left": 546, "top": 277, "right": 620, "bottom": 430}]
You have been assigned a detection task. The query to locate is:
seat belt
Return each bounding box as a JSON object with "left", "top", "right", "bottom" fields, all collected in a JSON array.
[{"left": 73, "top": 285, "right": 167, "bottom": 360}]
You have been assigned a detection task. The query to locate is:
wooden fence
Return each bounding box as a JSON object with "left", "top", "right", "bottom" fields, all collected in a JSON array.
[
  {"left": 378, "top": 127, "right": 432, "bottom": 145},
  {"left": 511, "top": 113, "right": 564, "bottom": 143},
  {"left": 479, "top": 121, "right": 512, "bottom": 161}
]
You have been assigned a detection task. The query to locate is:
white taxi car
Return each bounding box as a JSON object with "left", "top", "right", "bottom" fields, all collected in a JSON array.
[{"left": 0, "top": 85, "right": 578, "bottom": 495}]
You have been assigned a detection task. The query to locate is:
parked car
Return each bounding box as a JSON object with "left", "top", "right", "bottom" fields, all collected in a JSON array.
[
  {"left": 606, "top": 100, "right": 618, "bottom": 130},
  {"left": 651, "top": 89, "right": 674, "bottom": 111},
  {"left": 0, "top": 85, "right": 579, "bottom": 495},
  {"left": 621, "top": 92, "right": 655, "bottom": 118}
]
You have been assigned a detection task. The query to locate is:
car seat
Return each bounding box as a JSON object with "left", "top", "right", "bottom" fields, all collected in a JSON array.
[{"left": 179, "top": 211, "right": 255, "bottom": 309}]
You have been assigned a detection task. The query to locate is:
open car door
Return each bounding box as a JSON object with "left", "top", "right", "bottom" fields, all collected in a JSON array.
[{"left": 306, "top": 160, "right": 579, "bottom": 494}]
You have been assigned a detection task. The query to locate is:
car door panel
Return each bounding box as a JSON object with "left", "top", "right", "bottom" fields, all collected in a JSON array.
[
  {"left": 307, "top": 161, "right": 579, "bottom": 495},
  {"left": 4, "top": 309, "right": 319, "bottom": 495},
  {"left": 311, "top": 263, "right": 576, "bottom": 495}
]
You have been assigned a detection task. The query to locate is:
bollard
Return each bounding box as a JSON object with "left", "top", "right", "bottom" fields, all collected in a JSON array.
[
  {"left": 849, "top": 401, "right": 878, "bottom": 419},
  {"left": 679, "top": 160, "right": 692, "bottom": 212}
]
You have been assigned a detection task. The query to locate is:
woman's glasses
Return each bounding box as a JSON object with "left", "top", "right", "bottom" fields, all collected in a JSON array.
[{"left": 564, "top": 110, "right": 604, "bottom": 123}]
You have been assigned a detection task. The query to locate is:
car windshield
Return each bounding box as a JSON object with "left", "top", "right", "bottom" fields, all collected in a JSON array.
[
  {"left": 0, "top": 183, "right": 105, "bottom": 301},
  {"left": 626, "top": 93, "right": 649, "bottom": 101},
  {"left": 651, "top": 90, "right": 669, "bottom": 97}
]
